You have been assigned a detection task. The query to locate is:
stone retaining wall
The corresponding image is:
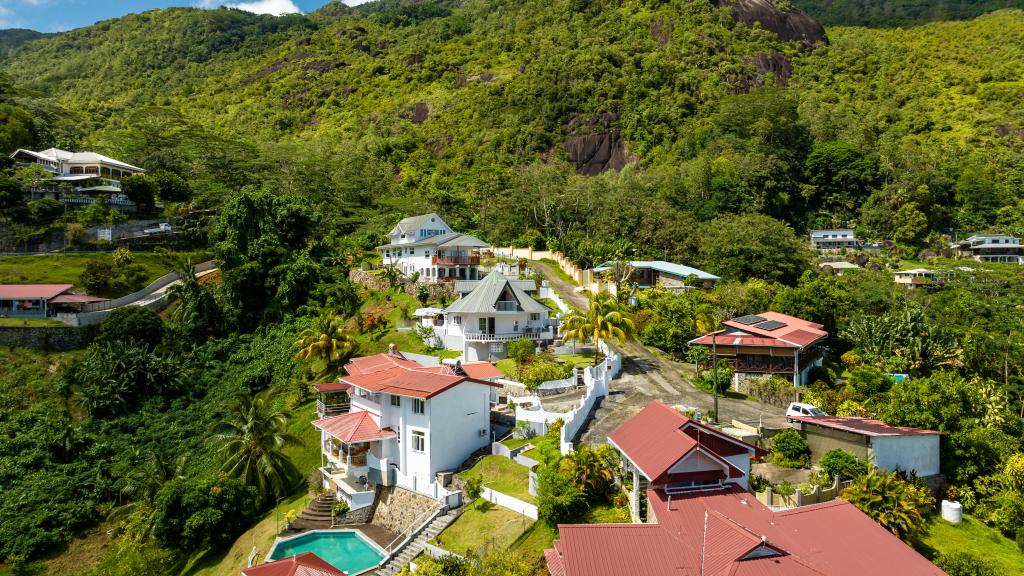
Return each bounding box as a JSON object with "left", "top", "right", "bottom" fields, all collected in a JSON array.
[
  {"left": 349, "top": 269, "right": 455, "bottom": 302},
  {"left": 371, "top": 485, "right": 440, "bottom": 535},
  {"left": 0, "top": 325, "right": 97, "bottom": 351}
]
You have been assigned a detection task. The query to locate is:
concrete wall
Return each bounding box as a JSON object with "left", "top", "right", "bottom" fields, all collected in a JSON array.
[
  {"left": 872, "top": 435, "right": 940, "bottom": 477},
  {"left": 481, "top": 487, "right": 538, "bottom": 519},
  {"left": 803, "top": 425, "right": 871, "bottom": 463},
  {"left": 0, "top": 324, "right": 97, "bottom": 351}
]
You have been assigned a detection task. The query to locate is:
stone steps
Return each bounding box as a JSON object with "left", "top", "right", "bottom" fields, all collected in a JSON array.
[{"left": 374, "top": 509, "right": 459, "bottom": 576}]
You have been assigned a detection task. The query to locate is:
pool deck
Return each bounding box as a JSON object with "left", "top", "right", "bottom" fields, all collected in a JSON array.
[{"left": 351, "top": 523, "right": 399, "bottom": 549}]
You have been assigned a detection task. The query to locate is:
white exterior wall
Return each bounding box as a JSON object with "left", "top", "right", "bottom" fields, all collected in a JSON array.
[
  {"left": 870, "top": 435, "right": 940, "bottom": 477},
  {"left": 439, "top": 311, "right": 549, "bottom": 360},
  {"left": 426, "top": 383, "right": 492, "bottom": 475},
  {"left": 725, "top": 453, "right": 751, "bottom": 490}
]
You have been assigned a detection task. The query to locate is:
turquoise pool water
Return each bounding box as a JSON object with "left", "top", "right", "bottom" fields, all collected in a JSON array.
[{"left": 268, "top": 531, "right": 384, "bottom": 574}]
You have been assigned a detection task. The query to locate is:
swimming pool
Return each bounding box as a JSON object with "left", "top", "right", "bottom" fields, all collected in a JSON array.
[{"left": 267, "top": 530, "right": 386, "bottom": 575}]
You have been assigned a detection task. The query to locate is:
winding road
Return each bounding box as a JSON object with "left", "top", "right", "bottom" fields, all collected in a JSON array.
[{"left": 529, "top": 260, "right": 787, "bottom": 444}]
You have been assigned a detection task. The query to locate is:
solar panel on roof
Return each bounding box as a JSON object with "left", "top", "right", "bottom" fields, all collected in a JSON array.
[
  {"left": 733, "top": 315, "right": 766, "bottom": 325},
  {"left": 754, "top": 320, "right": 787, "bottom": 331}
]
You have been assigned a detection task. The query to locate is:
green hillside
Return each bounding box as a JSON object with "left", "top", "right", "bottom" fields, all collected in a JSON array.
[
  {"left": 2, "top": 3, "right": 1024, "bottom": 262},
  {"left": 793, "top": 0, "right": 1024, "bottom": 26}
]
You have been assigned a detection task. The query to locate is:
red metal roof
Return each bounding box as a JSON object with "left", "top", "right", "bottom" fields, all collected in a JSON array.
[
  {"left": 242, "top": 552, "right": 346, "bottom": 576},
  {"left": 690, "top": 311, "right": 828, "bottom": 351},
  {"left": 0, "top": 284, "right": 73, "bottom": 300},
  {"left": 312, "top": 381, "right": 352, "bottom": 393},
  {"left": 312, "top": 411, "right": 396, "bottom": 443},
  {"left": 607, "top": 401, "right": 765, "bottom": 483},
  {"left": 545, "top": 486, "right": 944, "bottom": 576},
  {"left": 791, "top": 416, "right": 941, "bottom": 437},
  {"left": 340, "top": 352, "right": 500, "bottom": 399},
  {"left": 48, "top": 293, "right": 108, "bottom": 304},
  {"left": 458, "top": 361, "right": 504, "bottom": 379}
]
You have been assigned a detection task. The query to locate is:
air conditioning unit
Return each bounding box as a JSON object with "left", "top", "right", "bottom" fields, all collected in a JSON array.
[{"left": 478, "top": 428, "right": 488, "bottom": 437}]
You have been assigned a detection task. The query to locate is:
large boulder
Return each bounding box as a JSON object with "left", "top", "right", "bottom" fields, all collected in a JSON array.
[{"left": 712, "top": 0, "right": 827, "bottom": 48}]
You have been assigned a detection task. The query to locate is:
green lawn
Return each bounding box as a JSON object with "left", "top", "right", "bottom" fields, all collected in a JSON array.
[
  {"left": 499, "top": 436, "right": 532, "bottom": 450},
  {"left": 353, "top": 288, "right": 459, "bottom": 358},
  {"left": 915, "top": 514, "right": 1024, "bottom": 574},
  {"left": 495, "top": 358, "right": 516, "bottom": 378},
  {"left": 520, "top": 434, "right": 558, "bottom": 463},
  {"left": 282, "top": 401, "right": 322, "bottom": 478},
  {"left": 534, "top": 297, "right": 560, "bottom": 317},
  {"left": 556, "top": 351, "right": 599, "bottom": 369},
  {"left": 0, "top": 317, "right": 66, "bottom": 327},
  {"left": 457, "top": 455, "right": 534, "bottom": 503},
  {"left": 509, "top": 521, "right": 557, "bottom": 564},
  {"left": 0, "top": 251, "right": 212, "bottom": 297},
  {"left": 430, "top": 500, "right": 533, "bottom": 556}
]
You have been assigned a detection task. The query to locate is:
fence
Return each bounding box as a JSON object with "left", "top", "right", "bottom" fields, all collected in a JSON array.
[
  {"left": 394, "top": 469, "right": 463, "bottom": 509},
  {"left": 538, "top": 283, "right": 573, "bottom": 314},
  {"left": 481, "top": 487, "right": 538, "bottom": 519},
  {"left": 80, "top": 260, "right": 216, "bottom": 312},
  {"left": 511, "top": 340, "right": 622, "bottom": 455},
  {"left": 754, "top": 477, "right": 854, "bottom": 510},
  {"left": 494, "top": 246, "right": 619, "bottom": 297}
]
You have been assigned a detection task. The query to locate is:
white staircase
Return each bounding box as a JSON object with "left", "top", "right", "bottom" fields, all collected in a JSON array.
[{"left": 375, "top": 508, "right": 459, "bottom": 576}]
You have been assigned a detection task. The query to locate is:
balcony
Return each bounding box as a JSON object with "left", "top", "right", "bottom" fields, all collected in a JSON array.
[
  {"left": 432, "top": 255, "right": 480, "bottom": 266},
  {"left": 495, "top": 301, "right": 519, "bottom": 312},
  {"left": 350, "top": 395, "right": 381, "bottom": 414},
  {"left": 316, "top": 399, "right": 351, "bottom": 418},
  {"left": 464, "top": 328, "right": 551, "bottom": 342}
]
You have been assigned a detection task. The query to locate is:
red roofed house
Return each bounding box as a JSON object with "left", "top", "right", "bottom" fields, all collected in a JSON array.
[
  {"left": 790, "top": 415, "right": 942, "bottom": 478},
  {"left": 608, "top": 401, "right": 767, "bottom": 522},
  {"left": 0, "top": 284, "right": 107, "bottom": 320},
  {"left": 545, "top": 401, "right": 944, "bottom": 576},
  {"left": 241, "top": 552, "right": 345, "bottom": 576},
  {"left": 313, "top": 345, "right": 501, "bottom": 509},
  {"left": 688, "top": 311, "right": 828, "bottom": 387}
]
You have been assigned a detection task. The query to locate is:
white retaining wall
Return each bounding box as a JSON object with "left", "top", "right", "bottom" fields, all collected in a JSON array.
[{"left": 481, "top": 487, "right": 538, "bottom": 519}]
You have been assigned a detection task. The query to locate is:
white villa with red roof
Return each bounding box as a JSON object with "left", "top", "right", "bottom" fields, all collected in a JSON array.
[
  {"left": 312, "top": 346, "right": 500, "bottom": 509},
  {"left": 544, "top": 401, "right": 944, "bottom": 576},
  {"left": 688, "top": 311, "right": 828, "bottom": 387}
]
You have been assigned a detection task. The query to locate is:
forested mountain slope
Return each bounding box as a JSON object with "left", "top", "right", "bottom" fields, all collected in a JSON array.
[{"left": 2, "top": 3, "right": 1024, "bottom": 265}]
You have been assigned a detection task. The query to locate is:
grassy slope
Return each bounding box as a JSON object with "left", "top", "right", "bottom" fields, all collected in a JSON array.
[
  {"left": 457, "top": 455, "right": 535, "bottom": 503},
  {"left": 0, "top": 251, "right": 212, "bottom": 297},
  {"left": 916, "top": 514, "right": 1024, "bottom": 573},
  {"left": 431, "top": 500, "right": 534, "bottom": 556}
]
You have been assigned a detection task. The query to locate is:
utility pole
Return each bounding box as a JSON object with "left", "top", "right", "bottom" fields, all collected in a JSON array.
[{"left": 712, "top": 331, "right": 719, "bottom": 424}]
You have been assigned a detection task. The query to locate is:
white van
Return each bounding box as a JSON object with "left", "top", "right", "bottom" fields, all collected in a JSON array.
[{"left": 786, "top": 402, "right": 827, "bottom": 419}]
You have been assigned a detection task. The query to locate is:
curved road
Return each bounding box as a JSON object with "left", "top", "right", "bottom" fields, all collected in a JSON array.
[{"left": 530, "top": 260, "right": 787, "bottom": 444}]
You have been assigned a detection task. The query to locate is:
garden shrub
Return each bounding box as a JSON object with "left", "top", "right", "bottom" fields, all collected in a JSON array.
[
  {"left": 521, "top": 360, "right": 572, "bottom": 390},
  {"left": 818, "top": 449, "right": 868, "bottom": 482},
  {"left": 771, "top": 429, "right": 811, "bottom": 468}
]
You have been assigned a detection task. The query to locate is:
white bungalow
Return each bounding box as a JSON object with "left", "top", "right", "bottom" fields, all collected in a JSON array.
[
  {"left": 313, "top": 347, "right": 500, "bottom": 509},
  {"left": 810, "top": 229, "right": 859, "bottom": 251},
  {"left": 432, "top": 271, "right": 554, "bottom": 361},
  {"left": 376, "top": 213, "right": 490, "bottom": 282}
]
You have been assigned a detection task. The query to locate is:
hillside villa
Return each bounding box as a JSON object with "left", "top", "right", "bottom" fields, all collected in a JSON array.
[
  {"left": 0, "top": 284, "right": 107, "bottom": 319},
  {"left": 893, "top": 268, "right": 948, "bottom": 289},
  {"left": 313, "top": 346, "right": 500, "bottom": 510},
  {"left": 423, "top": 271, "right": 555, "bottom": 361},
  {"left": 810, "top": 228, "right": 860, "bottom": 251},
  {"left": 376, "top": 213, "right": 489, "bottom": 282},
  {"left": 951, "top": 233, "right": 1024, "bottom": 264},
  {"left": 789, "top": 415, "right": 941, "bottom": 479},
  {"left": 544, "top": 401, "right": 944, "bottom": 576},
  {"left": 591, "top": 260, "right": 719, "bottom": 292},
  {"left": 10, "top": 147, "right": 145, "bottom": 210},
  {"left": 608, "top": 401, "right": 766, "bottom": 522},
  {"left": 688, "top": 311, "right": 828, "bottom": 387}
]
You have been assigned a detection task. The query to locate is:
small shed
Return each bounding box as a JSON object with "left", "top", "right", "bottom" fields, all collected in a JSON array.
[{"left": 789, "top": 416, "right": 941, "bottom": 478}]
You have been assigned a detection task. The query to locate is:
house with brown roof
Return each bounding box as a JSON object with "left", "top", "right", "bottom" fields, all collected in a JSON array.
[
  {"left": 545, "top": 402, "right": 944, "bottom": 576},
  {"left": 789, "top": 416, "right": 942, "bottom": 478},
  {"left": 608, "top": 401, "right": 767, "bottom": 522},
  {"left": 688, "top": 311, "right": 828, "bottom": 387},
  {"left": 312, "top": 346, "right": 501, "bottom": 509}
]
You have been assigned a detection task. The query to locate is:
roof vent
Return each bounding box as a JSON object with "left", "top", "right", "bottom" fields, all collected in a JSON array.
[{"left": 388, "top": 343, "right": 398, "bottom": 356}]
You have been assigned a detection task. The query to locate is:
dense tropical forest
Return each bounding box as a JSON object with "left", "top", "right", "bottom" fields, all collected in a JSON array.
[{"left": 1, "top": 0, "right": 1024, "bottom": 574}]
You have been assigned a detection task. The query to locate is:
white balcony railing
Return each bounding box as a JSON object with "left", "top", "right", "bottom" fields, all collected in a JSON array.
[
  {"left": 350, "top": 395, "right": 381, "bottom": 414},
  {"left": 464, "top": 328, "right": 552, "bottom": 342},
  {"left": 494, "top": 301, "right": 519, "bottom": 312}
]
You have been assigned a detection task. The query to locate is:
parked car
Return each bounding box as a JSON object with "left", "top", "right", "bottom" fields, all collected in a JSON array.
[
  {"left": 786, "top": 402, "right": 827, "bottom": 420},
  {"left": 143, "top": 222, "right": 172, "bottom": 235}
]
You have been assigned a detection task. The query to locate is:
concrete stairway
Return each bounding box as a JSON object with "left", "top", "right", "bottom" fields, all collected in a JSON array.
[
  {"left": 374, "top": 508, "right": 459, "bottom": 576},
  {"left": 292, "top": 494, "right": 335, "bottom": 531}
]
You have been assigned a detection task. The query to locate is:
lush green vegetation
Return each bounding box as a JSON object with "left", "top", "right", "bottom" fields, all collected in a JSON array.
[
  {"left": 430, "top": 500, "right": 534, "bottom": 556},
  {"left": 0, "top": 251, "right": 210, "bottom": 297},
  {"left": 457, "top": 456, "right": 535, "bottom": 503},
  {"left": 917, "top": 514, "right": 1024, "bottom": 574}
]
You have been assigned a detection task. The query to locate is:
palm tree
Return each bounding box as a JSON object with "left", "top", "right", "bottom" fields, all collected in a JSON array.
[
  {"left": 167, "top": 257, "right": 219, "bottom": 342},
  {"left": 211, "top": 391, "right": 303, "bottom": 502},
  {"left": 559, "top": 444, "right": 613, "bottom": 496},
  {"left": 294, "top": 312, "right": 358, "bottom": 381},
  {"left": 841, "top": 469, "right": 932, "bottom": 542},
  {"left": 561, "top": 292, "right": 635, "bottom": 365},
  {"left": 109, "top": 446, "right": 188, "bottom": 537}
]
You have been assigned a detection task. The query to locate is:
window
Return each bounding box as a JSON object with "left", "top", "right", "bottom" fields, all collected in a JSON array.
[
  {"left": 390, "top": 395, "right": 401, "bottom": 407},
  {"left": 490, "top": 342, "right": 504, "bottom": 354},
  {"left": 479, "top": 318, "right": 487, "bottom": 331},
  {"left": 412, "top": 430, "right": 425, "bottom": 452},
  {"left": 530, "top": 313, "right": 540, "bottom": 321},
  {"left": 453, "top": 315, "right": 461, "bottom": 325},
  {"left": 413, "top": 399, "right": 425, "bottom": 414}
]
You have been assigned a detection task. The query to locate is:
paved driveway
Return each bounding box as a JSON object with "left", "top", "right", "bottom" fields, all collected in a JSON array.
[{"left": 530, "top": 260, "right": 787, "bottom": 444}]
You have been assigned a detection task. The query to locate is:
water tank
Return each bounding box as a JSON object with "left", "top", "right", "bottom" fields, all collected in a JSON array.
[{"left": 941, "top": 500, "right": 963, "bottom": 524}]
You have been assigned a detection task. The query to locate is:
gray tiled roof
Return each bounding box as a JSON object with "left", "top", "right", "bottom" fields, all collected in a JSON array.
[{"left": 445, "top": 271, "right": 548, "bottom": 314}]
